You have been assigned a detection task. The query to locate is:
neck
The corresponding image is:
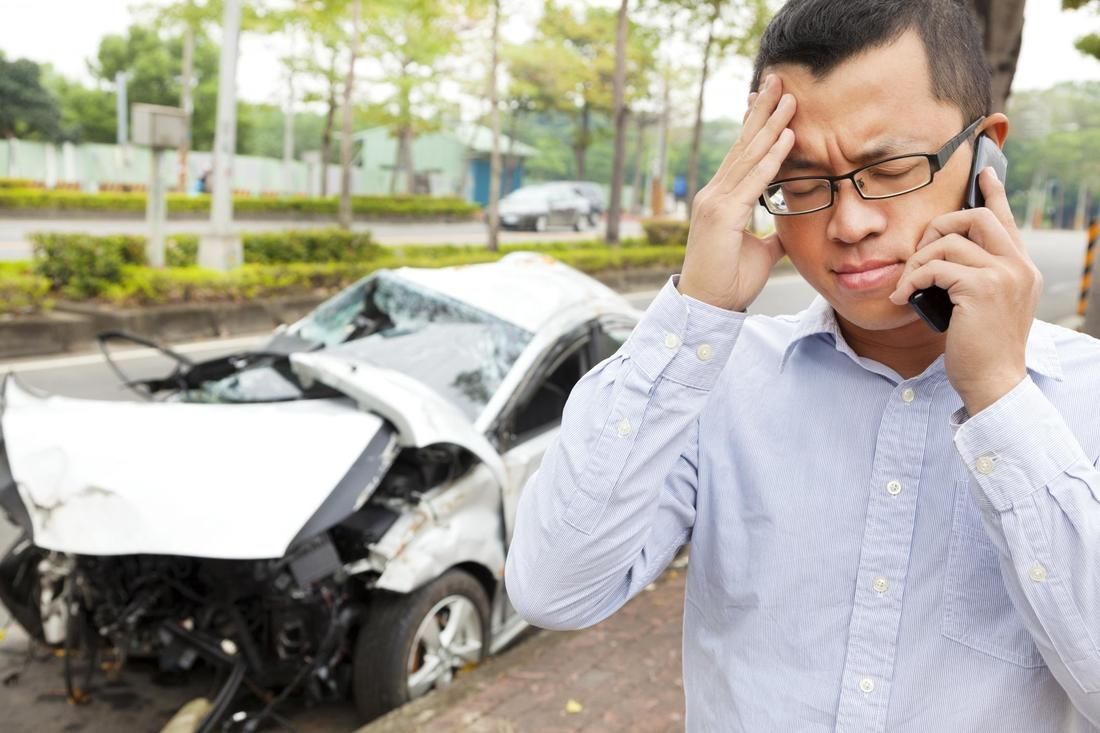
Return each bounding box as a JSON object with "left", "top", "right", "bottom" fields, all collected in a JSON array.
[{"left": 835, "top": 313, "right": 947, "bottom": 380}]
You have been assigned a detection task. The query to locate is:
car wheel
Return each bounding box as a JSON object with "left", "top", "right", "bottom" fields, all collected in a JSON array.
[
  {"left": 533, "top": 215, "right": 548, "bottom": 232},
  {"left": 352, "top": 569, "right": 490, "bottom": 723},
  {"left": 587, "top": 212, "right": 599, "bottom": 228},
  {"left": 573, "top": 214, "right": 586, "bottom": 232}
]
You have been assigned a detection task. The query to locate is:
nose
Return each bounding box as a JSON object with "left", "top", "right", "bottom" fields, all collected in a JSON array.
[{"left": 825, "top": 178, "right": 888, "bottom": 245}]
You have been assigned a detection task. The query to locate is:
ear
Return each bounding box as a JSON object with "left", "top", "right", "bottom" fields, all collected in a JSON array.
[{"left": 979, "top": 112, "right": 1009, "bottom": 148}]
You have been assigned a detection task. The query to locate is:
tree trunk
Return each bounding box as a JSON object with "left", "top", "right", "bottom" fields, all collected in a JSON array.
[
  {"left": 688, "top": 7, "right": 719, "bottom": 218},
  {"left": 606, "top": 0, "right": 629, "bottom": 245},
  {"left": 574, "top": 103, "right": 590, "bottom": 180},
  {"left": 487, "top": 0, "right": 502, "bottom": 253},
  {"left": 339, "top": 1, "right": 361, "bottom": 230},
  {"left": 320, "top": 49, "right": 338, "bottom": 197},
  {"left": 630, "top": 113, "right": 647, "bottom": 214},
  {"left": 969, "top": 0, "right": 1026, "bottom": 113},
  {"left": 403, "top": 127, "right": 415, "bottom": 194}
]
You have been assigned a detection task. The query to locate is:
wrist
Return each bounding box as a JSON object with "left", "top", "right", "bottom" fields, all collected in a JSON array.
[
  {"left": 958, "top": 371, "right": 1026, "bottom": 416},
  {"left": 676, "top": 277, "right": 746, "bottom": 312}
]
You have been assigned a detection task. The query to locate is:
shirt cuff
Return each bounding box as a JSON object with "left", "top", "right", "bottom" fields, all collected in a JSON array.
[
  {"left": 953, "top": 376, "right": 1089, "bottom": 512},
  {"left": 623, "top": 275, "right": 747, "bottom": 390}
]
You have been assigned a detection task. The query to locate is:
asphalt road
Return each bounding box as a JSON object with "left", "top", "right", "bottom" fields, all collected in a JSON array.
[
  {"left": 0, "top": 231, "right": 1088, "bottom": 731},
  {"left": 0, "top": 216, "right": 645, "bottom": 260}
]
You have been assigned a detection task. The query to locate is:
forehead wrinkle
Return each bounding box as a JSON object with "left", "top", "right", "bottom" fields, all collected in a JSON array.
[{"left": 783, "top": 136, "right": 927, "bottom": 175}]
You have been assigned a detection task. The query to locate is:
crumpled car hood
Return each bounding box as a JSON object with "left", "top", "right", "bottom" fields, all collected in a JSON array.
[{"left": 0, "top": 377, "right": 387, "bottom": 560}]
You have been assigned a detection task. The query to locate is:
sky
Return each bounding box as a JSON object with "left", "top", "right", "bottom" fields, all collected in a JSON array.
[{"left": 1, "top": 0, "right": 1098, "bottom": 124}]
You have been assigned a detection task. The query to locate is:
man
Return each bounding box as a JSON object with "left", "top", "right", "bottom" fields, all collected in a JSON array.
[{"left": 504, "top": 0, "right": 1100, "bottom": 730}]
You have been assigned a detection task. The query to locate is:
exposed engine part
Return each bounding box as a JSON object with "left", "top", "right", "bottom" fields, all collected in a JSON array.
[{"left": 37, "top": 553, "right": 73, "bottom": 645}]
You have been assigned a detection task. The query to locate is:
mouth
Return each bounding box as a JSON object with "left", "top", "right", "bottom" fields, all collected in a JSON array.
[{"left": 832, "top": 260, "right": 904, "bottom": 292}]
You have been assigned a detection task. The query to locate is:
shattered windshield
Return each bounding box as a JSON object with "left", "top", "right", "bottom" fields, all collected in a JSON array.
[
  {"left": 319, "top": 272, "right": 533, "bottom": 420},
  {"left": 184, "top": 272, "right": 532, "bottom": 415}
]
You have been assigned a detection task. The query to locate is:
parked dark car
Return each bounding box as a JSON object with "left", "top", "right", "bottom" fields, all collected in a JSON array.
[{"left": 497, "top": 183, "right": 593, "bottom": 232}]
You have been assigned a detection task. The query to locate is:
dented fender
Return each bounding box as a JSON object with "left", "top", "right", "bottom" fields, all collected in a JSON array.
[{"left": 371, "top": 463, "right": 504, "bottom": 595}]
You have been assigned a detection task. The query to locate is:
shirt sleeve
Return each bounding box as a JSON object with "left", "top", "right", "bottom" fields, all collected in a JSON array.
[
  {"left": 953, "top": 376, "right": 1100, "bottom": 722},
  {"left": 504, "top": 275, "right": 747, "bottom": 631}
]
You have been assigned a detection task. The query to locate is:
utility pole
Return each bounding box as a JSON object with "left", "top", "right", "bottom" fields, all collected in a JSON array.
[
  {"left": 487, "top": 0, "right": 502, "bottom": 252},
  {"left": 115, "top": 72, "right": 129, "bottom": 146},
  {"left": 198, "top": 0, "right": 243, "bottom": 272},
  {"left": 179, "top": 25, "right": 194, "bottom": 193},
  {"left": 283, "top": 29, "right": 297, "bottom": 195}
]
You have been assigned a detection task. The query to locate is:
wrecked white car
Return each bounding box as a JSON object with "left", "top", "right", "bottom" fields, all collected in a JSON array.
[{"left": 0, "top": 253, "right": 640, "bottom": 730}]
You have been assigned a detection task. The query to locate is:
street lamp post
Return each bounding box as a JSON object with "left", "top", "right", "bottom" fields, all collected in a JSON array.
[{"left": 199, "top": 0, "right": 243, "bottom": 272}]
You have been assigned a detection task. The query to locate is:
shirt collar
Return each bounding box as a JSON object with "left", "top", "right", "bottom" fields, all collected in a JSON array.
[{"left": 778, "top": 295, "right": 1064, "bottom": 382}]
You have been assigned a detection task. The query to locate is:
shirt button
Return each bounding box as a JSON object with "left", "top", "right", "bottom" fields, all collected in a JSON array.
[
  {"left": 1028, "top": 563, "right": 1048, "bottom": 583},
  {"left": 886, "top": 480, "right": 902, "bottom": 496},
  {"left": 616, "top": 418, "right": 631, "bottom": 436},
  {"left": 663, "top": 332, "right": 680, "bottom": 349},
  {"left": 976, "top": 456, "right": 996, "bottom": 475},
  {"left": 859, "top": 677, "right": 875, "bottom": 693},
  {"left": 901, "top": 388, "right": 915, "bottom": 403},
  {"left": 872, "top": 577, "right": 889, "bottom": 594},
  {"left": 696, "top": 344, "right": 713, "bottom": 361}
]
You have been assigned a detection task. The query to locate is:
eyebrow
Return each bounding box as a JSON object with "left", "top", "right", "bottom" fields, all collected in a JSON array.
[{"left": 782, "top": 138, "right": 926, "bottom": 173}]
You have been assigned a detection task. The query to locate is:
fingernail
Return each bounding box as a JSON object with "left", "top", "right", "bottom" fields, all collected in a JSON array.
[{"left": 748, "top": 92, "right": 758, "bottom": 105}]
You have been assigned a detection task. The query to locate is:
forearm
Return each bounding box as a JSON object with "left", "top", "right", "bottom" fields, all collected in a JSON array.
[
  {"left": 954, "top": 378, "right": 1100, "bottom": 720},
  {"left": 505, "top": 277, "right": 746, "bottom": 630}
]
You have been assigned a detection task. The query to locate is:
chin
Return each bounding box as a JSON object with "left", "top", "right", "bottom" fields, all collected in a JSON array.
[{"left": 830, "top": 297, "right": 923, "bottom": 332}]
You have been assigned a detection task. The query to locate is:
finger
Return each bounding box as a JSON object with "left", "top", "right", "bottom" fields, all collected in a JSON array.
[
  {"left": 890, "top": 259, "right": 974, "bottom": 304},
  {"left": 742, "top": 74, "right": 784, "bottom": 142},
  {"left": 977, "top": 167, "right": 1020, "bottom": 245},
  {"left": 731, "top": 127, "right": 796, "bottom": 203},
  {"left": 742, "top": 93, "right": 758, "bottom": 125},
  {"left": 708, "top": 79, "right": 778, "bottom": 188},
  {"left": 915, "top": 205, "right": 1018, "bottom": 257},
  {"left": 717, "top": 94, "right": 796, "bottom": 193},
  {"left": 891, "top": 234, "right": 994, "bottom": 303}
]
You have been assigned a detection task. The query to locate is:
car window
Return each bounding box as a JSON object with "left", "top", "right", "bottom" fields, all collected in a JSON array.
[
  {"left": 590, "top": 319, "right": 634, "bottom": 364},
  {"left": 512, "top": 340, "right": 587, "bottom": 441}
]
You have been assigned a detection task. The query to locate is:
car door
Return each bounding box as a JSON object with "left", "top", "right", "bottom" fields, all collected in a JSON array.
[{"left": 496, "top": 316, "right": 636, "bottom": 546}]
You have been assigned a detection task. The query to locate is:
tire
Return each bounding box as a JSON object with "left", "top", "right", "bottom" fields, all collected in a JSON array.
[
  {"left": 533, "top": 215, "right": 548, "bottom": 232},
  {"left": 352, "top": 569, "right": 491, "bottom": 723},
  {"left": 573, "top": 214, "right": 585, "bottom": 232}
]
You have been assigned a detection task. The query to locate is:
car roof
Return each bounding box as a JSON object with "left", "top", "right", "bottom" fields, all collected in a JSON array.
[{"left": 392, "top": 252, "right": 635, "bottom": 334}]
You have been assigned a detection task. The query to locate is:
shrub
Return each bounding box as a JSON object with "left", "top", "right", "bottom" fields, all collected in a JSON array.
[
  {"left": 30, "top": 233, "right": 145, "bottom": 299},
  {"left": 641, "top": 218, "right": 690, "bottom": 246},
  {"left": 0, "top": 178, "right": 43, "bottom": 189},
  {"left": 0, "top": 268, "right": 53, "bottom": 315}
]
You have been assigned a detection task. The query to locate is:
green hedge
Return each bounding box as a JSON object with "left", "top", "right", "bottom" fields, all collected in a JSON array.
[
  {"left": 0, "top": 178, "right": 42, "bottom": 190},
  {"left": 99, "top": 246, "right": 685, "bottom": 307},
  {"left": 0, "top": 188, "right": 480, "bottom": 219},
  {"left": 0, "top": 262, "right": 53, "bottom": 315},
  {"left": 29, "top": 230, "right": 382, "bottom": 298},
  {"left": 641, "top": 218, "right": 690, "bottom": 246}
]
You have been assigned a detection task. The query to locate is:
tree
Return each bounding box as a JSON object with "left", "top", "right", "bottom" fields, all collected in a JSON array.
[
  {"left": 1063, "top": 0, "right": 1100, "bottom": 61},
  {"left": 487, "top": 0, "right": 503, "bottom": 252},
  {"left": 606, "top": 0, "right": 630, "bottom": 244},
  {"left": 340, "top": 0, "right": 361, "bottom": 229},
  {"left": 0, "top": 54, "right": 62, "bottom": 140},
  {"left": 90, "top": 23, "right": 225, "bottom": 150},
  {"left": 969, "top": 0, "right": 1027, "bottom": 113},
  {"left": 365, "top": 0, "right": 465, "bottom": 195},
  {"left": 507, "top": 2, "right": 655, "bottom": 180},
  {"left": 653, "top": 0, "right": 769, "bottom": 215}
]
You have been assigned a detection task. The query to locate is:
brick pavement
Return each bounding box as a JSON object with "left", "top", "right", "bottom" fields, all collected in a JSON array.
[{"left": 359, "top": 553, "right": 690, "bottom": 733}]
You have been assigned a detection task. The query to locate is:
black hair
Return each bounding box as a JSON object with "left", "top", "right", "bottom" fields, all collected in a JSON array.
[{"left": 751, "top": 0, "right": 991, "bottom": 125}]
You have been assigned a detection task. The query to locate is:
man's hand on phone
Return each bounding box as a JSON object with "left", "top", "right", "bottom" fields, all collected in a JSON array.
[
  {"left": 677, "top": 74, "right": 797, "bottom": 312},
  {"left": 889, "top": 168, "right": 1043, "bottom": 415}
]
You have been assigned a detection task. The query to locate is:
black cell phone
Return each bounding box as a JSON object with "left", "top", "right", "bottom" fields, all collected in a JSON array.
[{"left": 908, "top": 134, "right": 1008, "bottom": 332}]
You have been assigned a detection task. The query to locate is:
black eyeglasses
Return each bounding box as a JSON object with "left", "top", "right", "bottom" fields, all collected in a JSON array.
[{"left": 759, "top": 116, "right": 985, "bottom": 216}]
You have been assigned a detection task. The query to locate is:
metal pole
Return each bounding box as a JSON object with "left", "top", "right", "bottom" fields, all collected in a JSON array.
[
  {"left": 1080, "top": 219, "right": 1100, "bottom": 336},
  {"left": 179, "top": 25, "right": 194, "bottom": 193},
  {"left": 147, "top": 148, "right": 166, "bottom": 267},
  {"left": 116, "top": 72, "right": 129, "bottom": 147},
  {"left": 199, "top": 0, "right": 243, "bottom": 271}
]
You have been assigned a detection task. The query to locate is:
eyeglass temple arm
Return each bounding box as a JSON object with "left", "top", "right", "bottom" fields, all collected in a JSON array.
[{"left": 933, "top": 116, "right": 986, "bottom": 172}]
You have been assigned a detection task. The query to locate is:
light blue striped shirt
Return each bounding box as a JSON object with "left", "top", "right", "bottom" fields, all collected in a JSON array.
[{"left": 505, "top": 276, "right": 1100, "bottom": 732}]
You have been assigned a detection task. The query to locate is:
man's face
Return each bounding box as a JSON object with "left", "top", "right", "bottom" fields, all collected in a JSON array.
[{"left": 766, "top": 30, "right": 999, "bottom": 333}]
